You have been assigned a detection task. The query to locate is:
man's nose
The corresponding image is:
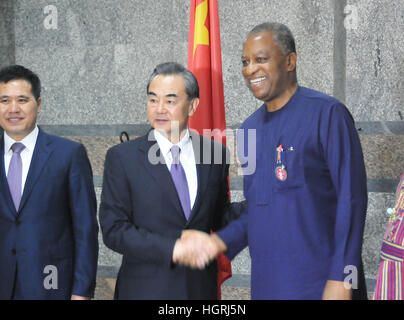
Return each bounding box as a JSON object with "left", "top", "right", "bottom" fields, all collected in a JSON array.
[
  {"left": 244, "top": 62, "right": 259, "bottom": 76},
  {"left": 9, "top": 100, "right": 20, "bottom": 112},
  {"left": 156, "top": 101, "right": 167, "bottom": 113}
]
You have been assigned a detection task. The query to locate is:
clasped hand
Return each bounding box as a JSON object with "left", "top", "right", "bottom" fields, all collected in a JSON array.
[{"left": 172, "top": 230, "right": 226, "bottom": 269}]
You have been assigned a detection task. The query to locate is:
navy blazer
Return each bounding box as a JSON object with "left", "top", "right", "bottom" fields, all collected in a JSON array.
[
  {"left": 99, "top": 130, "right": 236, "bottom": 300},
  {"left": 0, "top": 128, "right": 99, "bottom": 299}
]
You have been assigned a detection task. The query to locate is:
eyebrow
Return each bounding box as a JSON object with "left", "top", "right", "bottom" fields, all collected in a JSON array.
[
  {"left": 0, "top": 95, "right": 30, "bottom": 99},
  {"left": 255, "top": 50, "right": 269, "bottom": 55},
  {"left": 242, "top": 49, "right": 269, "bottom": 59},
  {"left": 147, "top": 91, "right": 178, "bottom": 98}
]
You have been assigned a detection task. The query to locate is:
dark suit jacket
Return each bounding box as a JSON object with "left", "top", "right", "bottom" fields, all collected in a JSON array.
[
  {"left": 99, "top": 130, "right": 236, "bottom": 300},
  {"left": 0, "top": 128, "right": 99, "bottom": 299}
]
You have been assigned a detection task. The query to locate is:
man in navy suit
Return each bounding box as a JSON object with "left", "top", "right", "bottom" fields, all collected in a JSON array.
[
  {"left": 99, "top": 62, "right": 240, "bottom": 299},
  {"left": 0, "top": 65, "right": 99, "bottom": 300}
]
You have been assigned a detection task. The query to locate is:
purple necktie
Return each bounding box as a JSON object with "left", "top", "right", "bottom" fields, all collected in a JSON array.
[
  {"left": 7, "top": 142, "right": 25, "bottom": 211},
  {"left": 170, "top": 145, "right": 191, "bottom": 220}
]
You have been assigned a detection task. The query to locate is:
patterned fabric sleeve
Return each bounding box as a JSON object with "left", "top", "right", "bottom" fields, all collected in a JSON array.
[{"left": 374, "top": 173, "right": 404, "bottom": 300}]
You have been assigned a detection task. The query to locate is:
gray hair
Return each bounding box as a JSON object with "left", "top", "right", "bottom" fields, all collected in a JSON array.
[
  {"left": 248, "top": 22, "right": 296, "bottom": 56},
  {"left": 146, "top": 62, "right": 199, "bottom": 100}
]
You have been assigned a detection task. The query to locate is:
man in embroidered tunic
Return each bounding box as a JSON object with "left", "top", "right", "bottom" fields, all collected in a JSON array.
[{"left": 184, "top": 22, "right": 368, "bottom": 299}]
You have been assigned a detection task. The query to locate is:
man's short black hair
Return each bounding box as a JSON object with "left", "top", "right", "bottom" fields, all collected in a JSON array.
[
  {"left": 0, "top": 65, "right": 41, "bottom": 101},
  {"left": 147, "top": 62, "right": 199, "bottom": 100},
  {"left": 249, "top": 22, "right": 296, "bottom": 56}
]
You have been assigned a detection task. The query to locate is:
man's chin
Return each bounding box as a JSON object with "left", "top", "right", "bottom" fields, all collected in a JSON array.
[
  {"left": 249, "top": 88, "right": 270, "bottom": 101},
  {"left": 154, "top": 127, "right": 170, "bottom": 137},
  {"left": 4, "top": 130, "right": 29, "bottom": 141}
]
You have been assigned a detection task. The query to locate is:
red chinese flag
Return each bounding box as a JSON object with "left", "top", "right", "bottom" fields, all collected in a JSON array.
[{"left": 187, "top": 0, "right": 232, "bottom": 299}]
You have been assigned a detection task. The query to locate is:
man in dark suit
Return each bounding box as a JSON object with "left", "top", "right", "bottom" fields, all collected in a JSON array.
[
  {"left": 0, "top": 65, "right": 99, "bottom": 300},
  {"left": 99, "top": 62, "right": 238, "bottom": 300}
]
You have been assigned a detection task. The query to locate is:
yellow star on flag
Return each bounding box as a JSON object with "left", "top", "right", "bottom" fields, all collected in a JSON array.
[{"left": 193, "top": 0, "right": 210, "bottom": 57}]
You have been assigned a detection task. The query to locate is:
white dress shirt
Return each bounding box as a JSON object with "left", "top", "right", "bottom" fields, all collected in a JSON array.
[
  {"left": 154, "top": 129, "right": 198, "bottom": 209},
  {"left": 4, "top": 126, "right": 39, "bottom": 195}
]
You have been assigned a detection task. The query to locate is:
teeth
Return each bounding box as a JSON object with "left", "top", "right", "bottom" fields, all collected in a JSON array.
[{"left": 250, "top": 77, "right": 265, "bottom": 84}]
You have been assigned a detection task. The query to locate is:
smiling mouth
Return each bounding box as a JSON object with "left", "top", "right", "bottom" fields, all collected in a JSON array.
[
  {"left": 7, "top": 118, "right": 24, "bottom": 123},
  {"left": 249, "top": 77, "right": 266, "bottom": 85}
]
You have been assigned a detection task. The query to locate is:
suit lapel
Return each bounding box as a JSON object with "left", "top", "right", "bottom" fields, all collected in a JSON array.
[
  {"left": 0, "top": 135, "right": 18, "bottom": 217},
  {"left": 138, "top": 131, "right": 185, "bottom": 221},
  {"left": 18, "top": 128, "right": 53, "bottom": 215},
  {"left": 186, "top": 132, "right": 211, "bottom": 225}
]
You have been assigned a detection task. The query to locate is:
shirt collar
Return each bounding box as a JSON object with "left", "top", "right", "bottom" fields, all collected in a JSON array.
[
  {"left": 154, "top": 129, "right": 192, "bottom": 158},
  {"left": 4, "top": 125, "right": 39, "bottom": 153}
]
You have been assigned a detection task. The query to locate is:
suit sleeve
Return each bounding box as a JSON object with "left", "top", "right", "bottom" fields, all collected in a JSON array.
[
  {"left": 68, "top": 144, "right": 99, "bottom": 298},
  {"left": 99, "top": 146, "right": 177, "bottom": 267},
  {"left": 321, "top": 103, "right": 368, "bottom": 282}
]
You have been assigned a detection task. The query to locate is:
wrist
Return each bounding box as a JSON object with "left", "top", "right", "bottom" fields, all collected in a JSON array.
[
  {"left": 172, "top": 239, "right": 181, "bottom": 263},
  {"left": 211, "top": 234, "right": 227, "bottom": 253}
]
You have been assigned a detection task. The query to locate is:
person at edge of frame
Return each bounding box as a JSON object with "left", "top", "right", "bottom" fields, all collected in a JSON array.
[{"left": 0, "top": 65, "right": 99, "bottom": 300}]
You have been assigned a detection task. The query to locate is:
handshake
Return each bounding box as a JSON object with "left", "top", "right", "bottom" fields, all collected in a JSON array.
[{"left": 172, "top": 230, "right": 227, "bottom": 269}]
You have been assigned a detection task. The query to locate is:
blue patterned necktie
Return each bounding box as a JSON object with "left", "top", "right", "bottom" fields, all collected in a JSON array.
[
  {"left": 170, "top": 145, "right": 191, "bottom": 220},
  {"left": 7, "top": 142, "right": 26, "bottom": 211}
]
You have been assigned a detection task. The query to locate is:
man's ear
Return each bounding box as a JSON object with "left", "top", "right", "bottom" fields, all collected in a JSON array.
[
  {"left": 36, "top": 97, "right": 42, "bottom": 114},
  {"left": 188, "top": 97, "right": 199, "bottom": 117},
  {"left": 287, "top": 52, "right": 297, "bottom": 72}
]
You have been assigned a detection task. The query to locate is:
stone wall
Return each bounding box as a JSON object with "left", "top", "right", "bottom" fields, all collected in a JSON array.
[{"left": 0, "top": 0, "right": 15, "bottom": 67}]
